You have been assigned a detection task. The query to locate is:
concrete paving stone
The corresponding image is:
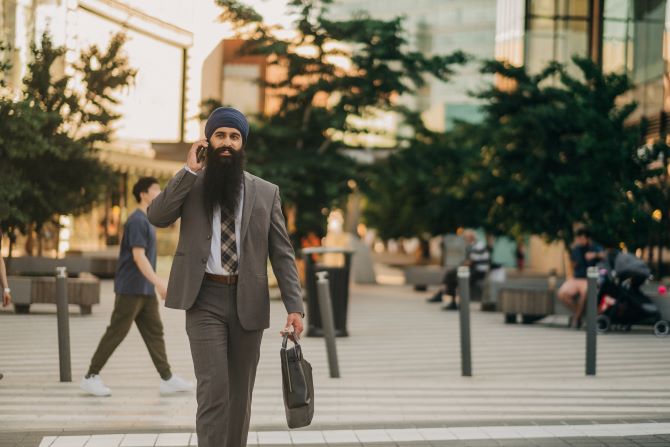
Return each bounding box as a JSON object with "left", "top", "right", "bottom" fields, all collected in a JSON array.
[
  {"left": 562, "top": 442, "right": 607, "bottom": 447},
  {"left": 289, "top": 431, "right": 326, "bottom": 444},
  {"left": 37, "top": 437, "right": 56, "bottom": 447},
  {"left": 320, "top": 430, "right": 359, "bottom": 445},
  {"left": 448, "top": 429, "right": 489, "bottom": 441},
  {"left": 257, "top": 431, "right": 292, "bottom": 445},
  {"left": 119, "top": 434, "right": 158, "bottom": 447},
  {"left": 496, "top": 440, "right": 540, "bottom": 447},
  {"left": 11, "top": 434, "right": 45, "bottom": 447},
  {"left": 428, "top": 443, "right": 472, "bottom": 447},
  {"left": 354, "top": 431, "right": 392, "bottom": 443},
  {"left": 247, "top": 432, "right": 259, "bottom": 445},
  {"left": 480, "top": 427, "right": 522, "bottom": 439},
  {"left": 385, "top": 429, "right": 423, "bottom": 442},
  {"left": 51, "top": 436, "right": 91, "bottom": 447},
  {"left": 418, "top": 429, "right": 457, "bottom": 441},
  {"left": 462, "top": 441, "right": 501, "bottom": 447},
  {"left": 155, "top": 433, "right": 191, "bottom": 446},
  {"left": 84, "top": 435, "right": 125, "bottom": 447},
  {"left": 395, "top": 443, "right": 432, "bottom": 447}
]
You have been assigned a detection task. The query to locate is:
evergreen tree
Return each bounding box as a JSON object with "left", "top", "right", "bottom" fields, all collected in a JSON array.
[
  {"left": 215, "top": 0, "right": 467, "bottom": 241},
  {"left": 0, "top": 32, "right": 136, "bottom": 255}
]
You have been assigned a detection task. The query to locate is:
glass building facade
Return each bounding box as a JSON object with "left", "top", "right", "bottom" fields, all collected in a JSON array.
[
  {"left": 328, "top": 0, "right": 497, "bottom": 133},
  {"left": 496, "top": 0, "right": 668, "bottom": 130}
]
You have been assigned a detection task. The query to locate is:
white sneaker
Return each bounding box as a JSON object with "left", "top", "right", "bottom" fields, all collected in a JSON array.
[
  {"left": 160, "top": 374, "right": 194, "bottom": 394},
  {"left": 80, "top": 374, "right": 111, "bottom": 397}
]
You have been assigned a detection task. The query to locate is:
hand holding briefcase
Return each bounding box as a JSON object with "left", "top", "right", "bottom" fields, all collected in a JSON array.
[{"left": 280, "top": 332, "right": 314, "bottom": 428}]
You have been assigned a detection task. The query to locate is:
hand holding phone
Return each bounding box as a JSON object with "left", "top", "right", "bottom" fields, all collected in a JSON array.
[
  {"left": 187, "top": 139, "right": 208, "bottom": 173},
  {"left": 196, "top": 145, "right": 206, "bottom": 163}
]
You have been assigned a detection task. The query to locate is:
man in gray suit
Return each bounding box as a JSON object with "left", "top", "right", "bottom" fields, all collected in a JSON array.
[{"left": 148, "top": 107, "right": 304, "bottom": 447}]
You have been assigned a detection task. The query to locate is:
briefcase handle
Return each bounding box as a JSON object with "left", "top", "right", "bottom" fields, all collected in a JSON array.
[{"left": 281, "top": 330, "right": 301, "bottom": 349}]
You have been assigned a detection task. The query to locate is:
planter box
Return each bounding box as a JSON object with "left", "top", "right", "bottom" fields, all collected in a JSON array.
[{"left": 8, "top": 275, "right": 100, "bottom": 315}]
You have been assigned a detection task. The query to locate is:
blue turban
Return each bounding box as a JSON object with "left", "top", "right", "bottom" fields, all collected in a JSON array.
[{"left": 205, "top": 107, "right": 249, "bottom": 144}]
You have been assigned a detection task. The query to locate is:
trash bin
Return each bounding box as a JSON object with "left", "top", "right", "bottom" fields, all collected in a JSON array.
[{"left": 302, "top": 247, "right": 354, "bottom": 337}]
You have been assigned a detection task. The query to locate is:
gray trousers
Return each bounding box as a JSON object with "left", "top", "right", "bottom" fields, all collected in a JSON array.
[{"left": 186, "top": 279, "right": 264, "bottom": 447}]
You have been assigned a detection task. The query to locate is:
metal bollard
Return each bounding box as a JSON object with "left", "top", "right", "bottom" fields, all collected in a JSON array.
[
  {"left": 316, "top": 271, "right": 340, "bottom": 378},
  {"left": 457, "top": 266, "right": 472, "bottom": 377},
  {"left": 585, "top": 266, "right": 598, "bottom": 376},
  {"left": 55, "top": 266, "right": 72, "bottom": 382}
]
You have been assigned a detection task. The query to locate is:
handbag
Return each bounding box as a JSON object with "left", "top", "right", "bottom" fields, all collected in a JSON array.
[{"left": 280, "top": 332, "right": 314, "bottom": 429}]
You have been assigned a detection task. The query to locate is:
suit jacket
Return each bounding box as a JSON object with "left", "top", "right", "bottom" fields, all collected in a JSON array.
[{"left": 147, "top": 168, "right": 304, "bottom": 330}]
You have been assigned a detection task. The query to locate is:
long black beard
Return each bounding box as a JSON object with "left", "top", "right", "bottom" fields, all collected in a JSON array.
[{"left": 203, "top": 146, "right": 246, "bottom": 217}]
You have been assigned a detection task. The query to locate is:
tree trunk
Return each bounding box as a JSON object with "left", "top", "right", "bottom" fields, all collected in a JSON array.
[
  {"left": 8, "top": 229, "right": 14, "bottom": 259},
  {"left": 25, "top": 223, "right": 35, "bottom": 256},
  {"left": 37, "top": 224, "right": 43, "bottom": 257}
]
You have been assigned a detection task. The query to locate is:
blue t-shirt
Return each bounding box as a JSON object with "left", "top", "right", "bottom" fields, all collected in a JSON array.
[
  {"left": 114, "top": 209, "right": 157, "bottom": 296},
  {"left": 571, "top": 243, "right": 603, "bottom": 279}
]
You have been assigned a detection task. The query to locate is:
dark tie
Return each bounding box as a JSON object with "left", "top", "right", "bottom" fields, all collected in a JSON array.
[{"left": 220, "top": 210, "right": 238, "bottom": 273}]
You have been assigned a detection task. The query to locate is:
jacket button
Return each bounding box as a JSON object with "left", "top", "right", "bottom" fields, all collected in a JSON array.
[
  {"left": 207, "top": 235, "right": 211, "bottom": 240},
  {"left": 201, "top": 258, "right": 207, "bottom": 264}
]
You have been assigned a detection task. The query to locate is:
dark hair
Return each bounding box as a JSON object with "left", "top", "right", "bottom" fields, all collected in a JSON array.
[
  {"left": 132, "top": 177, "right": 159, "bottom": 203},
  {"left": 575, "top": 228, "right": 591, "bottom": 238}
]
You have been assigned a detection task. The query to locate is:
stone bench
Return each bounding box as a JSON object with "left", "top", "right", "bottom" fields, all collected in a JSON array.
[
  {"left": 497, "top": 277, "right": 670, "bottom": 326},
  {"left": 7, "top": 256, "right": 117, "bottom": 279},
  {"left": 403, "top": 265, "right": 447, "bottom": 291},
  {"left": 8, "top": 275, "right": 101, "bottom": 315},
  {"left": 497, "top": 277, "right": 571, "bottom": 324}
]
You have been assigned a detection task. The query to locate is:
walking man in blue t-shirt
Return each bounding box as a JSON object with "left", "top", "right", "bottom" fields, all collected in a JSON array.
[{"left": 80, "top": 177, "right": 193, "bottom": 396}]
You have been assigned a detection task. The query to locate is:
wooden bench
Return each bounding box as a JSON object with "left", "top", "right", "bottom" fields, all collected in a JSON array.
[
  {"left": 404, "top": 265, "right": 447, "bottom": 291},
  {"left": 498, "top": 276, "right": 571, "bottom": 324},
  {"left": 8, "top": 275, "right": 101, "bottom": 315},
  {"left": 7, "top": 256, "right": 117, "bottom": 278}
]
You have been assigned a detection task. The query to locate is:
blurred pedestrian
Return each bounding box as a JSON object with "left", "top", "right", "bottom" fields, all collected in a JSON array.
[
  {"left": 515, "top": 238, "right": 526, "bottom": 271},
  {"left": 1, "top": 248, "right": 11, "bottom": 309},
  {"left": 80, "top": 177, "right": 193, "bottom": 396},
  {"left": 1, "top": 242, "right": 11, "bottom": 381},
  {"left": 557, "top": 228, "right": 604, "bottom": 328},
  {"left": 428, "top": 230, "right": 490, "bottom": 310}
]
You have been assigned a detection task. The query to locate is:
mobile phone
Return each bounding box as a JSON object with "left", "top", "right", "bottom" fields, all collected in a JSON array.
[{"left": 196, "top": 145, "right": 207, "bottom": 163}]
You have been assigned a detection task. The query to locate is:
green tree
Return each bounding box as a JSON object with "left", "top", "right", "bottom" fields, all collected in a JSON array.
[
  {"left": 473, "top": 56, "right": 654, "bottom": 249},
  {"left": 361, "top": 113, "right": 487, "bottom": 240},
  {"left": 0, "top": 32, "right": 136, "bottom": 255},
  {"left": 214, "top": 0, "right": 467, "bottom": 241}
]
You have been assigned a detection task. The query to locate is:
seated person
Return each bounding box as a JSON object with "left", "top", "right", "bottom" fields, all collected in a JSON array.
[
  {"left": 428, "top": 230, "right": 490, "bottom": 310},
  {"left": 557, "top": 228, "right": 604, "bottom": 328}
]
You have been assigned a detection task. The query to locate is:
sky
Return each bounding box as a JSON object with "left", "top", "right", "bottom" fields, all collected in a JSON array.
[{"left": 244, "top": 0, "right": 295, "bottom": 29}]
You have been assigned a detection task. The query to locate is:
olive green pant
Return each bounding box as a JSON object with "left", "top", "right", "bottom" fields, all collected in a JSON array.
[{"left": 87, "top": 294, "right": 171, "bottom": 380}]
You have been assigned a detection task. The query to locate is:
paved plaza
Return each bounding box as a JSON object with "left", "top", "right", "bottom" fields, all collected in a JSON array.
[{"left": 2, "top": 268, "right": 670, "bottom": 446}]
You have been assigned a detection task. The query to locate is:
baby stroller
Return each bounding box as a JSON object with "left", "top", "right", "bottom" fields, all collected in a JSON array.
[{"left": 596, "top": 252, "right": 669, "bottom": 337}]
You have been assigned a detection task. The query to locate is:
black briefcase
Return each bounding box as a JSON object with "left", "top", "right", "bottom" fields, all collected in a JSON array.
[{"left": 280, "top": 333, "right": 314, "bottom": 429}]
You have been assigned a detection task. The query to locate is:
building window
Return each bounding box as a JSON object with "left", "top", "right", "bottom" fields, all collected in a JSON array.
[
  {"left": 525, "top": 0, "right": 591, "bottom": 75},
  {"left": 603, "top": 0, "right": 666, "bottom": 118},
  {"left": 222, "top": 64, "right": 261, "bottom": 115}
]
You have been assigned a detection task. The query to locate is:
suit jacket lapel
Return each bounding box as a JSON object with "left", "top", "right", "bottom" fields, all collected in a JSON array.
[
  {"left": 192, "top": 172, "right": 212, "bottom": 226},
  {"left": 240, "top": 172, "right": 256, "bottom": 245}
]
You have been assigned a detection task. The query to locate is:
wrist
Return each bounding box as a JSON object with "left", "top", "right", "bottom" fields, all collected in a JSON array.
[{"left": 185, "top": 164, "right": 201, "bottom": 174}]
